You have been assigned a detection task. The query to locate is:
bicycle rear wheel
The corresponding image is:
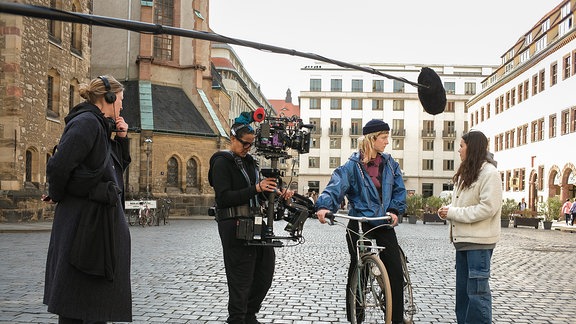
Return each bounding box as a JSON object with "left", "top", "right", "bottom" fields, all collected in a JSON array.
[
  {"left": 349, "top": 254, "right": 393, "bottom": 324},
  {"left": 400, "top": 247, "right": 416, "bottom": 324}
]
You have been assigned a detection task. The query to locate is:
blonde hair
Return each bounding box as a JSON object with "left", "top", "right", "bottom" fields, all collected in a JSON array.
[
  {"left": 358, "top": 130, "right": 389, "bottom": 164},
  {"left": 78, "top": 75, "right": 124, "bottom": 104}
]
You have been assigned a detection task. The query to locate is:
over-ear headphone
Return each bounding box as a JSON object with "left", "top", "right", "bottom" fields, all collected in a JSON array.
[{"left": 98, "top": 75, "right": 117, "bottom": 104}]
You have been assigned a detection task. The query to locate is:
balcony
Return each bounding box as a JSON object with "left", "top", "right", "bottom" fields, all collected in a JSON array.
[
  {"left": 311, "top": 127, "right": 322, "bottom": 135},
  {"left": 329, "top": 128, "right": 343, "bottom": 136},
  {"left": 421, "top": 130, "right": 436, "bottom": 138},
  {"left": 392, "top": 129, "right": 406, "bottom": 137},
  {"left": 349, "top": 128, "right": 361, "bottom": 136},
  {"left": 442, "top": 130, "right": 457, "bottom": 138}
]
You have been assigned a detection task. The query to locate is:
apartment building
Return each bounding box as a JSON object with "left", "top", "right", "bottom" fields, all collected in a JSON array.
[
  {"left": 298, "top": 62, "right": 494, "bottom": 197},
  {"left": 468, "top": 0, "right": 576, "bottom": 210}
]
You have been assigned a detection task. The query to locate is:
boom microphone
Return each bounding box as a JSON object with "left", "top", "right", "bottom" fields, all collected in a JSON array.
[
  {"left": 253, "top": 107, "right": 265, "bottom": 122},
  {"left": 417, "top": 67, "right": 447, "bottom": 115}
]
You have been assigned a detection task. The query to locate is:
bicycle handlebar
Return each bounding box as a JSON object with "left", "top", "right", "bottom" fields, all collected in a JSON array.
[{"left": 325, "top": 212, "right": 391, "bottom": 225}]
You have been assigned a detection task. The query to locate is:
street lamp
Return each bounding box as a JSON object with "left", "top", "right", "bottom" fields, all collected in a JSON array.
[{"left": 144, "top": 137, "right": 152, "bottom": 198}]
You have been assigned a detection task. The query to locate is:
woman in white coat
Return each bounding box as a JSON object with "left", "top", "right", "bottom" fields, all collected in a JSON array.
[{"left": 438, "top": 130, "right": 502, "bottom": 324}]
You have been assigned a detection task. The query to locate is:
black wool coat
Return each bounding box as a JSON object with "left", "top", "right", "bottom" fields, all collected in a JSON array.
[{"left": 43, "top": 102, "right": 132, "bottom": 322}]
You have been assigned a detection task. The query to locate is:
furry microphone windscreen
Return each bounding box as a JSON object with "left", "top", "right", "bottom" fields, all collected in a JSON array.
[{"left": 417, "top": 67, "right": 447, "bottom": 115}]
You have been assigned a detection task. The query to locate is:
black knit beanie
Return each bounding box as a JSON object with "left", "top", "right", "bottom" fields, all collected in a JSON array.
[{"left": 362, "top": 119, "right": 390, "bottom": 135}]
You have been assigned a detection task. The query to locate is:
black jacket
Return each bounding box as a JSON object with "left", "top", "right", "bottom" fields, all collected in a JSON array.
[{"left": 209, "top": 150, "right": 260, "bottom": 209}]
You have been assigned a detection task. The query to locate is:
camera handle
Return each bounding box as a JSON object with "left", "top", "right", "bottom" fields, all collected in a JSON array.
[{"left": 263, "top": 157, "right": 279, "bottom": 238}]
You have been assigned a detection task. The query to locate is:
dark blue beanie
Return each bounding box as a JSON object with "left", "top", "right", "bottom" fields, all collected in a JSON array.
[{"left": 362, "top": 119, "right": 390, "bottom": 135}]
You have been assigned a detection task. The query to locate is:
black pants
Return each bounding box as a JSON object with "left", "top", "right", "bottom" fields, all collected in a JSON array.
[
  {"left": 218, "top": 219, "right": 275, "bottom": 324},
  {"left": 345, "top": 220, "right": 404, "bottom": 323}
]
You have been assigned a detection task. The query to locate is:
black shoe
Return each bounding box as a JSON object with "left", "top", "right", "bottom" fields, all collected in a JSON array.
[{"left": 245, "top": 314, "right": 262, "bottom": 324}]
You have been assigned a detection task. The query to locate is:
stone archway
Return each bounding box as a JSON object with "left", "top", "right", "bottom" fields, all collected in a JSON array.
[
  {"left": 548, "top": 166, "right": 561, "bottom": 198},
  {"left": 561, "top": 163, "right": 576, "bottom": 201}
]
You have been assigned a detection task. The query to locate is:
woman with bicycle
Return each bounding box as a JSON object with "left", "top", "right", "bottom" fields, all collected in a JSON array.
[
  {"left": 316, "top": 119, "right": 406, "bottom": 324},
  {"left": 437, "top": 130, "right": 501, "bottom": 324}
]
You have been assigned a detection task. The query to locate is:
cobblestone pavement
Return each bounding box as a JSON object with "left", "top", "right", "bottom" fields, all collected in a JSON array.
[{"left": 1, "top": 219, "right": 575, "bottom": 323}]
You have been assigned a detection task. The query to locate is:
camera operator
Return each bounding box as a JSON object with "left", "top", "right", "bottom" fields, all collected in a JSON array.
[
  {"left": 208, "top": 121, "right": 292, "bottom": 324},
  {"left": 315, "top": 119, "right": 406, "bottom": 324}
]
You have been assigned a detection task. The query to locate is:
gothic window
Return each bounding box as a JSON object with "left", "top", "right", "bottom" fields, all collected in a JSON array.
[
  {"left": 186, "top": 158, "right": 198, "bottom": 189},
  {"left": 154, "top": 0, "right": 174, "bottom": 61},
  {"left": 167, "top": 157, "right": 179, "bottom": 187}
]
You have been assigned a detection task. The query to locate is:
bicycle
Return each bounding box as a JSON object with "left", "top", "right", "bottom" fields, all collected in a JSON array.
[
  {"left": 326, "top": 212, "right": 416, "bottom": 324},
  {"left": 128, "top": 199, "right": 155, "bottom": 226}
]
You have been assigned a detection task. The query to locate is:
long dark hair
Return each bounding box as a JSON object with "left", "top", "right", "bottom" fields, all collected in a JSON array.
[{"left": 453, "top": 131, "right": 491, "bottom": 190}]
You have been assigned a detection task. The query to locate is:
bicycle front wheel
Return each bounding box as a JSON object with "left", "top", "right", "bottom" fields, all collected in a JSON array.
[
  {"left": 349, "top": 254, "right": 393, "bottom": 324},
  {"left": 400, "top": 247, "right": 416, "bottom": 324}
]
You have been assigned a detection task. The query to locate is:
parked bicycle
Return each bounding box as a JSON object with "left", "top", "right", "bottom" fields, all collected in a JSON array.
[
  {"left": 155, "top": 198, "right": 171, "bottom": 225},
  {"left": 326, "top": 212, "right": 416, "bottom": 324},
  {"left": 128, "top": 199, "right": 156, "bottom": 227}
]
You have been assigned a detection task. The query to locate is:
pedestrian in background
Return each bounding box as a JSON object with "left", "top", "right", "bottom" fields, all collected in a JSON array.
[
  {"left": 438, "top": 130, "right": 502, "bottom": 324},
  {"left": 570, "top": 199, "right": 576, "bottom": 226},
  {"left": 315, "top": 119, "right": 406, "bottom": 324},
  {"left": 42, "top": 76, "right": 132, "bottom": 323},
  {"left": 562, "top": 198, "right": 572, "bottom": 226},
  {"left": 208, "top": 116, "right": 293, "bottom": 324}
]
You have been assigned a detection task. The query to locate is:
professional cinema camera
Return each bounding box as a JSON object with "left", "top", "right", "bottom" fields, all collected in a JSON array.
[{"left": 229, "top": 108, "right": 315, "bottom": 247}]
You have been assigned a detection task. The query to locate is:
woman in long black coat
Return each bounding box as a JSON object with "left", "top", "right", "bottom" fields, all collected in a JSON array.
[{"left": 43, "top": 75, "right": 132, "bottom": 323}]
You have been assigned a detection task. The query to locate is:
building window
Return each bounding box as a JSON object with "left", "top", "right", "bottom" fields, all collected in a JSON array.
[
  {"left": 539, "top": 69, "right": 545, "bottom": 92},
  {"left": 372, "top": 99, "right": 384, "bottom": 110},
  {"left": 532, "top": 74, "right": 538, "bottom": 95},
  {"left": 48, "top": 0, "right": 62, "bottom": 44},
  {"left": 308, "top": 157, "right": 319, "bottom": 168},
  {"left": 329, "top": 118, "right": 342, "bottom": 135},
  {"left": 444, "top": 82, "right": 456, "bottom": 94},
  {"left": 531, "top": 121, "right": 537, "bottom": 143},
  {"left": 518, "top": 84, "right": 524, "bottom": 102},
  {"left": 486, "top": 103, "right": 491, "bottom": 119},
  {"left": 329, "top": 157, "right": 341, "bottom": 168},
  {"left": 25, "top": 150, "right": 33, "bottom": 182},
  {"left": 310, "top": 79, "right": 321, "bottom": 91},
  {"left": 351, "top": 79, "right": 363, "bottom": 92},
  {"left": 393, "top": 139, "right": 404, "bottom": 150},
  {"left": 422, "top": 183, "right": 433, "bottom": 198},
  {"left": 422, "top": 159, "right": 434, "bottom": 171},
  {"left": 351, "top": 98, "right": 363, "bottom": 110},
  {"left": 564, "top": 54, "right": 572, "bottom": 80},
  {"left": 309, "top": 98, "right": 321, "bottom": 109},
  {"left": 393, "top": 80, "right": 405, "bottom": 93},
  {"left": 70, "top": 1, "right": 82, "bottom": 56},
  {"left": 372, "top": 80, "right": 384, "bottom": 92},
  {"left": 166, "top": 157, "right": 179, "bottom": 187},
  {"left": 423, "top": 140, "right": 434, "bottom": 151},
  {"left": 549, "top": 114, "right": 557, "bottom": 138},
  {"left": 310, "top": 137, "right": 318, "bottom": 148},
  {"left": 331, "top": 79, "right": 342, "bottom": 92},
  {"left": 330, "top": 98, "right": 342, "bottom": 110},
  {"left": 69, "top": 84, "right": 75, "bottom": 112},
  {"left": 186, "top": 158, "right": 199, "bottom": 190},
  {"left": 47, "top": 70, "right": 60, "bottom": 118},
  {"left": 444, "top": 140, "right": 454, "bottom": 151},
  {"left": 511, "top": 89, "right": 516, "bottom": 106},
  {"left": 329, "top": 137, "right": 341, "bottom": 149},
  {"left": 464, "top": 82, "right": 476, "bottom": 95},
  {"left": 351, "top": 138, "right": 358, "bottom": 149},
  {"left": 523, "top": 79, "right": 529, "bottom": 100},
  {"left": 551, "top": 61, "right": 558, "bottom": 86},
  {"left": 443, "top": 160, "right": 454, "bottom": 171},
  {"left": 350, "top": 119, "right": 362, "bottom": 136},
  {"left": 392, "top": 99, "right": 404, "bottom": 111},
  {"left": 153, "top": 0, "right": 174, "bottom": 61},
  {"left": 445, "top": 101, "right": 455, "bottom": 112},
  {"left": 561, "top": 109, "right": 570, "bottom": 135}
]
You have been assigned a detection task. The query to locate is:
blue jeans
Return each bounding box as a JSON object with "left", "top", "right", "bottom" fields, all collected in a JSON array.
[{"left": 455, "top": 249, "right": 493, "bottom": 324}]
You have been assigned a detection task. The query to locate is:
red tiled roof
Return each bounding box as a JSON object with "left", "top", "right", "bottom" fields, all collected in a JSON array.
[
  {"left": 211, "top": 57, "right": 236, "bottom": 70},
  {"left": 269, "top": 99, "right": 300, "bottom": 118}
]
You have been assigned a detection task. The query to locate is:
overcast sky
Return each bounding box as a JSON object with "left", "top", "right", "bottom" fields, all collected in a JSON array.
[{"left": 209, "top": 1, "right": 558, "bottom": 100}]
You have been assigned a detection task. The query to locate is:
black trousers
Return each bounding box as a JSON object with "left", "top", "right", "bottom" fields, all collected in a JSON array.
[
  {"left": 345, "top": 220, "right": 404, "bottom": 323},
  {"left": 218, "top": 219, "right": 275, "bottom": 324},
  {"left": 58, "top": 316, "right": 105, "bottom": 324}
]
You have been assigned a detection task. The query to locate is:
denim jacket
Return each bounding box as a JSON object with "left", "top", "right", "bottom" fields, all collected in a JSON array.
[{"left": 315, "top": 151, "right": 406, "bottom": 225}]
